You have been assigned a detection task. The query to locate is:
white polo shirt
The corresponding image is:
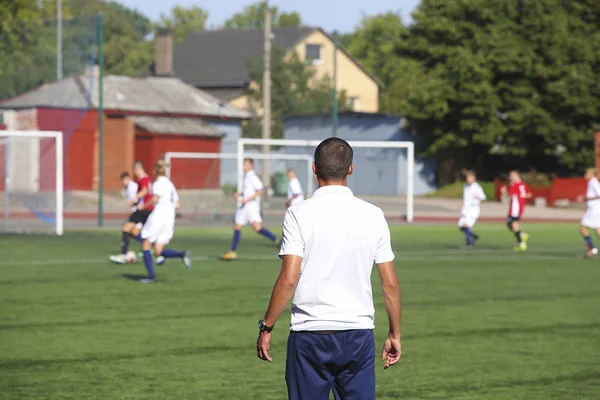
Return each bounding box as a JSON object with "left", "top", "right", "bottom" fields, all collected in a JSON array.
[
  {"left": 587, "top": 177, "right": 600, "bottom": 210},
  {"left": 125, "top": 181, "right": 138, "bottom": 212},
  {"left": 279, "top": 185, "right": 395, "bottom": 332}
]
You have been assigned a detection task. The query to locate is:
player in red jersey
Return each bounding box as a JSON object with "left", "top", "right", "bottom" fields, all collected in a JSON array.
[
  {"left": 110, "top": 161, "right": 155, "bottom": 264},
  {"left": 501, "top": 170, "right": 532, "bottom": 251}
]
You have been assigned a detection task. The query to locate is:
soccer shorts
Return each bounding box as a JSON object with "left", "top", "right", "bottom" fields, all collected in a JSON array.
[
  {"left": 235, "top": 201, "right": 262, "bottom": 226},
  {"left": 506, "top": 215, "right": 521, "bottom": 224},
  {"left": 141, "top": 212, "right": 174, "bottom": 245},
  {"left": 458, "top": 207, "right": 480, "bottom": 228},
  {"left": 129, "top": 209, "right": 151, "bottom": 229},
  {"left": 581, "top": 208, "right": 600, "bottom": 229}
]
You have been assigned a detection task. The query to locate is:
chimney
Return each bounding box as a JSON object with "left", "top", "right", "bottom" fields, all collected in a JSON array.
[{"left": 155, "top": 30, "right": 173, "bottom": 76}]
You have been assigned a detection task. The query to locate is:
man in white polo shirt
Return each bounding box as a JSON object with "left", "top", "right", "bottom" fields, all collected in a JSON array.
[{"left": 256, "top": 137, "right": 402, "bottom": 400}]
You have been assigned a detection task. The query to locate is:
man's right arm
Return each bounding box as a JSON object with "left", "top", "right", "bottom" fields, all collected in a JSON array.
[{"left": 376, "top": 261, "right": 402, "bottom": 369}]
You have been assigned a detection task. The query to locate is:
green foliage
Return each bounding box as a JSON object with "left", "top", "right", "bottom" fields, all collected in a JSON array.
[
  {"left": 224, "top": 1, "right": 302, "bottom": 29},
  {"left": 155, "top": 5, "right": 209, "bottom": 42},
  {"left": 244, "top": 48, "right": 347, "bottom": 139},
  {"left": 345, "top": 1, "right": 600, "bottom": 176}
]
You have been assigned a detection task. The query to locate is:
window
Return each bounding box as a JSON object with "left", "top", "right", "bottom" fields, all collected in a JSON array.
[
  {"left": 305, "top": 44, "right": 323, "bottom": 64},
  {"left": 346, "top": 97, "right": 360, "bottom": 112}
]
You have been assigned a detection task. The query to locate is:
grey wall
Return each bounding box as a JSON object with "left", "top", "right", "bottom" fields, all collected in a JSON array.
[{"left": 283, "top": 113, "right": 437, "bottom": 196}]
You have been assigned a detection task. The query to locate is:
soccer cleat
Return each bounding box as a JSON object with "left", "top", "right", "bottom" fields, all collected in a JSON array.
[
  {"left": 514, "top": 243, "right": 528, "bottom": 252},
  {"left": 109, "top": 254, "right": 127, "bottom": 264},
  {"left": 156, "top": 256, "right": 165, "bottom": 265},
  {"left": 139, "top": 278, "right": 156, "bottom": 284},
  {"left": 183, "top": 250, "right": 192, "bottom": 270},
  {"left": 220, "top": 250, "right": 238, "bottom": 261},
  {"left": 521, "top": 233, "right": 529, "bottom": 243},
  {"left": 585, "top": 248, "right": 598, "bottom": 258}
]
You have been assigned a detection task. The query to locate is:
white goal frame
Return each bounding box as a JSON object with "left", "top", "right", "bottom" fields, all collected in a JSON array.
[
  {"left": 164, "top": 152, "right": 314, "bottom": 194},
  {"left": 238, "top": 138, "right": 414, "bottom": 222},
  {"left": 1, "top": 130, "right": 64, "bottom": 235}
]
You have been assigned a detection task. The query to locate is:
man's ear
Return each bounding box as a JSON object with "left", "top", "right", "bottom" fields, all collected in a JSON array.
[
  {"left": 312, "top": 162, "right": 317, "bottom": 176},
  {"left": 348, "top": 164, "right": 354, "bottom": 176}
]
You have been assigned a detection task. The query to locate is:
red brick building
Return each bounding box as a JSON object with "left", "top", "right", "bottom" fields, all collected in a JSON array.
[{"left": 0, "top": 74, "right": 250, "bottom": 191}]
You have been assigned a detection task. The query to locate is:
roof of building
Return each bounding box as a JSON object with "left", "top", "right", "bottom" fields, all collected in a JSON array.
[
  {"left": 0, "top": 74, "right": 251, "bottom": 119},
  {"left": 150, "top": 27, "right": 382, "bottom": 89},
  {"left": 164, "top": 27, "right": 314, "bottom": 87},
  {"left": 131, "top": 116, "right": 224, "bottom": 137}
]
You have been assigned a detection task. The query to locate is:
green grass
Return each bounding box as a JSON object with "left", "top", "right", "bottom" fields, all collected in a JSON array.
[
  {"left": 1, "top": 224, "right": 599, "bottom": 399},
  {"left": 423, "top": 181, "right": 495, "bottom": 199}
]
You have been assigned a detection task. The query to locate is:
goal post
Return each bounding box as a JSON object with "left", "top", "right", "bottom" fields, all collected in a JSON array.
[
  {"left": 238, "top": 138, "right": 415, "bottom": 222},
  {"left": 0, "top": 130, "right": 63, "bottom": 235}
]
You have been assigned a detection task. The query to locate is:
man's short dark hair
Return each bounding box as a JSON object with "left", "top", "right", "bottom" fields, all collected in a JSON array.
[
  {"left": 314, "top": 137, "right": 353, "bottom": 182},
  {"left": 244, "top": 158, "right": 254, "bottom": 165},
  {"left": 119, "top": 171, "right": 130, "bottom": 179}
]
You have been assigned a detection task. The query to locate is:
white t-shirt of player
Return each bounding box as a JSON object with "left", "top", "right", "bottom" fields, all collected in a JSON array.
[
  {"left": 151, "top": 176, "right": 179, "bottom": 218},
  {"left": 287, "top": 177, "right": 304, "bottom": 206},
  {"left": 586, "top": 177, "right": 600, "bottom": 209},
  {"left": 279, "top": 185, "right": 395, "bottom": 332},
  {"left": 462, "top": 182, "right": 486, "bottom": 210},
  {"left": 125, "top": 181, "right": 139, "bottom": 212},
  {"left": 242, "top": 169, "right": 263, "bottom": 204}
]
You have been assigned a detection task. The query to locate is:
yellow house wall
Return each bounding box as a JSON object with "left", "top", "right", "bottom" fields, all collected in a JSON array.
[
  {"left": 226, "top": 30, "right": 380, "bottom": 114},
  {"left": 291, "top": 30, "right": 379, "bottom": 113}
]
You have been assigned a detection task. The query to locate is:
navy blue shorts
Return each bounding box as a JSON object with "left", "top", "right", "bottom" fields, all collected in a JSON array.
[{"left": 285, "top": 329, "right": 375, "bottom": 400}]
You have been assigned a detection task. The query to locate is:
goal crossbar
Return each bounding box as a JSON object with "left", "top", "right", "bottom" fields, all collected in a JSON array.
[
  {"left": 164, "top": 151, "right": 314, "bottom": 194},
  {"left": 0, "top": 130, "right": 63, "bottom": 235},
  {"left": 237, "top": 138, "right": 414, "bottom": 222}
]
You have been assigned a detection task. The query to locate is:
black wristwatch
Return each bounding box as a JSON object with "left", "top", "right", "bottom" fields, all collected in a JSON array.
[{"left": 258, "top": 319, "right": 274, "bottom": 333}]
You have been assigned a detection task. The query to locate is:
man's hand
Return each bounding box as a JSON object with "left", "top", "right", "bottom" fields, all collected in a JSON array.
[
  {"left": 256, "top": 331, "right": 273, "bottom": 362},
  {"left": 136, "top": 203, "right": 145, "bottom": 210},
  {"left": 381, "top": 335, "right": 402, "bottom": 369},
  {"left": 500, "top": 185, "right": 507, "bottom": 195},
  {"left": 128, "top": 199, "right": 136, "bottom": 208},
  {"left": 233, "top": 192, "right": 239, "bottom": 200}
]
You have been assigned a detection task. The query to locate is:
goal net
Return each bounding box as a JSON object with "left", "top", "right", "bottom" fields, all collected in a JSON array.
[
  {"left": 0, "top": 131, "right": 64, "bottom": 235},
  {"left": 164, "top": 152, "right": 313, "bottom": 221},
  {"left": 238, "top": 138, "right": 415, "bottom": 222}
]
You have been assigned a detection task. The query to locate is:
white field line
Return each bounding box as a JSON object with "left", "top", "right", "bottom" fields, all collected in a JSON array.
[{"left": 1, "top": 247, "right": 585, "bottom": 267}]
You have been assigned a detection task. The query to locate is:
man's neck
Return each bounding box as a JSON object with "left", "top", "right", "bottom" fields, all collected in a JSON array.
[{"left": 317, "top": 179, "right": 347, "bottom": 188}]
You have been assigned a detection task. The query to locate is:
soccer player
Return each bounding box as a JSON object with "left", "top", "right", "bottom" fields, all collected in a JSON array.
[
  {"left": 220, "top": 158, "right": 278, "bottom": 260},
  {"left": 502, "top": 170, "right": 531, "bottom": 251},
  {"left": 139, "top": 160, "right": 191, "bottom": 284},
  {"left": 121, "top": 171, "right": 138, "bottom": 207},
  {"left": 458, "top": 170, "right": 486, "bottom": 247},
  {"left": 579, "top": 168, "right": 600, "bottom": 257},
  {"left": 285, "top": 168, "right": 304, "bottom": 208},
  {"left": 109, "top": 162, "right": 154, "bottom": 264}
]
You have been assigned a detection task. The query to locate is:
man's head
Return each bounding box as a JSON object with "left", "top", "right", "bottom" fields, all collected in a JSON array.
[
  {"left": 155, "top": 160, "right": 167, "bottom": 177},
  {"left": 133, "top": 161, "right": 145, "bottom": 179},
  {"left": 313, "top": 137, "right": 353, "bottom": 184},
  {"left": 287, "top": 169, "right": 296, "bottom": 180},
  {"left": 509, "top": 170, "right": 521, "bottom": 183},
  {"left": 244, "top": 158, "right": 254, "bottom": 173},
  {"left": 120, "top": 171, "right": 131, "bottom": 187},
  {"left": 585, "top": 168, "right": 598, "bottom": 181},
  {"left": 465, "top": 170, "right": 476, "bottom": 185}
]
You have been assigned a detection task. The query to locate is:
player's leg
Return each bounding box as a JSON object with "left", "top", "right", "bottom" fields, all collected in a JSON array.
[
  {"left": 109, "top": 220, "right": 135, "bottom": 264},
  {"left": 458, "top": 218, "right": 472, "bottom": 246},
  {"left": 221, "top": 207, "right": 246, "bottom": 260},
  {"left": 581, "top": 225, "right": 597, "bottom": 257},
  {"left": 155, "top": 223, "right": 192, "bottom": 270},
  {"left": 140, "top": 238, "right": 156, "bottom": 283},
  {"left": 508, "top": 217, "right": 528, "bottom": 251},
  {"left": 248, "top": 203, "right": 277, "bottom": 243}
]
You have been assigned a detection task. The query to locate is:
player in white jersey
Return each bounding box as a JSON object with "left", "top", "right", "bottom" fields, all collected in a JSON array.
[
  {"left": 138, "top": 160, "right": 191, "bottom": 283},
  {"left": 285, "top": 168, "right": 305, "bottom": 207},
  {"left": 121, "top": 171, "right": 139, "bottom": 209},
  {"left": 220, "top": 158, "right": 278, "bottom": 260},
  {"left": 579, "top": 168, "right": 600, "bottom": 258},
  {"left": 458, "top": 170, "right": 487, "bottom": 247}
]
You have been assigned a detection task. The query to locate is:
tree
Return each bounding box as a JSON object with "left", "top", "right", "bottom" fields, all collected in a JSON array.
[
  {"left": 380, "top": 0, "right": 600, "bottom": 180},
  {"left": 244, "top": 47, "right": 347, "bottom": 139},
  {"left": 155, "top": 5, "right": 209, "bottom": 42},
  {"left": 224, "top": 2, "right": 302, "bottom": 29}
]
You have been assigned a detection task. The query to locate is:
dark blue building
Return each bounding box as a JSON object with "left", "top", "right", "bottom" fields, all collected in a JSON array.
[{"left": 284, "top": 112, "right": 437, "bottom": 196}]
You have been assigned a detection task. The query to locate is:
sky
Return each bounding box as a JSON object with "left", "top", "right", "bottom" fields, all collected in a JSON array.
[{"left": 115, "top": 0, "right": 420, "bottom": 32}]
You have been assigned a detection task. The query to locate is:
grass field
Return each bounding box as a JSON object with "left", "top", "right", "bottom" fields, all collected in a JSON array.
[{"left": 1, "top": 223, "right": 599, "bottom": 399}]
